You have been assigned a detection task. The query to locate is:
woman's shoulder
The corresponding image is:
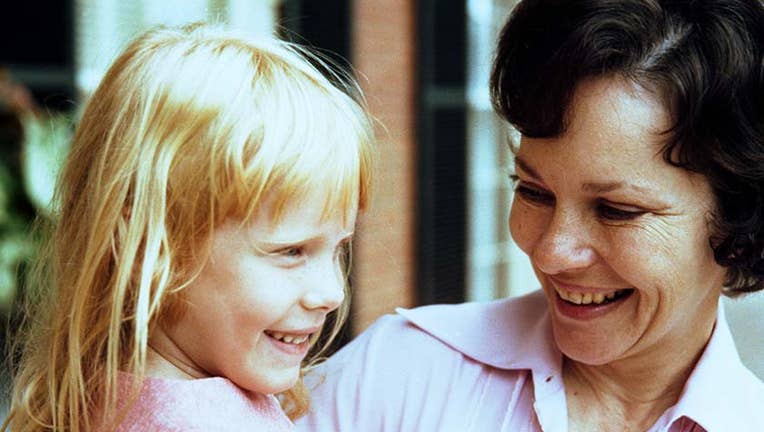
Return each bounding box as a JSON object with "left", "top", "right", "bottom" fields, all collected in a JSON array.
[
  {"left": 392, "top": 289, "right": 554, "bottom": 368},
  {"left": 315, "top": 289, "right": 554, "bottom": 381},
  {"left": 114, "top": 374, "right": 294, "bottom": 431},
  {"left": 298, "top": 291, "right": 551, "bottom": 431}
]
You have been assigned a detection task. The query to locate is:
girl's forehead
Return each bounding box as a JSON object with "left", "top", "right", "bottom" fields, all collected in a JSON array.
[
  {"left": 234, "top": 197, "right": 356, "bottom": 246},
  {"left": 250, "top": 184, "right": 358, "bottom": 227}
]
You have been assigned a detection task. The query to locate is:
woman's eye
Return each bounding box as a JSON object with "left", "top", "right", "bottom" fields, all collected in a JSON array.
[
  {"left": 514, "top": 183, "right": 555, "bottom": 205},
  {"left": 596, "top": 203, "right": 646, "bottom": 221}
]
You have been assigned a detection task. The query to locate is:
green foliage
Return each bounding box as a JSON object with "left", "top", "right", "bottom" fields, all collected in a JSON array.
[{"left": 0, "top": 112, "right": 71, "bottom": 316}]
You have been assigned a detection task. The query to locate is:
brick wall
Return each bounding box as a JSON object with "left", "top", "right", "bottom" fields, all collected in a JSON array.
[{"left": 351, "top": 0, "right": 417, "bottom": 332}]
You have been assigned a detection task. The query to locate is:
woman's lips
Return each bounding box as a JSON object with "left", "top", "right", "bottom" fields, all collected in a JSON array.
[
  {"left": 548, "top": 277, "right": 635, "bottom": 320},
  {"left": 556, "top": 287, "right": 632, "bottom": 305}
]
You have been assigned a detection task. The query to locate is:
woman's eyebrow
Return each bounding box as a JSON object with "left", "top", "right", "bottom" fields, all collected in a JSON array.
[
  {"left": 581, "top": 181, "right": 629, "bottom": 193},
  {"left": 513, "top": 156, "right": 541, "bottom": 180},
  {"left": 516, "top": 155, "right": 659, "bottom": 196}
]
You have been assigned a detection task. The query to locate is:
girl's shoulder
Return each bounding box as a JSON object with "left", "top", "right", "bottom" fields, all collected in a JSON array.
[{"left": 113, "top": 374, "right": 294, "bottom": 431}]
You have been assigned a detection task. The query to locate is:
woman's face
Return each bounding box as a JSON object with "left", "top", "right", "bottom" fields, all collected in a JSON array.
[
  {"left": 510, "top": 77, "right": 725, "bottom": 366},
  {"left": 149, "top": 191, "right": 353, "bottom": 394}
]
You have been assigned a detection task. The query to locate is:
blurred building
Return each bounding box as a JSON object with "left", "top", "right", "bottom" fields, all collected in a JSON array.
[
  {"left": 2, "top": 0, "right": 536, "bottom": 330},
  {"left": 1, "top": 2, "right": 760, "bottom": 405}
]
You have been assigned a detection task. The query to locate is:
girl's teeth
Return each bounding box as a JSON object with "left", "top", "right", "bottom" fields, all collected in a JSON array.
[{"left": 267, "top": 331, "right": 309, "bottom": 345}]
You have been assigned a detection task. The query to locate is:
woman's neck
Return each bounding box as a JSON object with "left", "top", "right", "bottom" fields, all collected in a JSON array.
[{"left": 562, "top": 314, "right": 716, "bottom": 431}]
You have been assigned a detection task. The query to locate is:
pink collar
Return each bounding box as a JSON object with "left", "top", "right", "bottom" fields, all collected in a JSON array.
[{"left": 396, "top": 290, "right": 764, "bottom": 431}]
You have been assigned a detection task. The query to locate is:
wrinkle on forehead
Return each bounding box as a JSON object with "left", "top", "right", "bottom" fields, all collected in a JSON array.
[
  {"left": 516, "top": 76, "right": 716, "bottom": 213},
  {"left": 564, "top": 77, "right": 670, "bottom": 153}
]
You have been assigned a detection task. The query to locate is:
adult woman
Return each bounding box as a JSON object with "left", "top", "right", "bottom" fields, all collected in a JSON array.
[{"left": 296, "top": 0, "right": 764, "bottom": 431}]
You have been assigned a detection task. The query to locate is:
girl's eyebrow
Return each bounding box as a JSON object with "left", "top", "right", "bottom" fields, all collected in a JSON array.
[
  {"left": 258, "top": 237, "right": 318, "bottom": 249},
  {"left": 258, "top": 231, "right": 355, "bottom": 248}
]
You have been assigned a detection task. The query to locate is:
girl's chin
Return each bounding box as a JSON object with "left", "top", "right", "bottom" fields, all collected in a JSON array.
[{"left": 238, "top": 367, "right": 301, "bottom": 395}]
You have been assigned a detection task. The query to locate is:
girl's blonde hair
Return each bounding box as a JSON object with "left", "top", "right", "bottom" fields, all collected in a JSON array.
[{"left": 3, "top": 23, "right": 374, "bottom": 431}]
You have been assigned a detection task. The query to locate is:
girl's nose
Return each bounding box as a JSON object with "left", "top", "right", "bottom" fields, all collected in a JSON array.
[{"left": 301, "top": 259, "right": 345, "bottom": 311}]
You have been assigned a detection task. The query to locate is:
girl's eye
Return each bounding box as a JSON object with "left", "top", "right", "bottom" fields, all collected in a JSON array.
[
  {"left": 278, "top": 247, "right": 304, "bottom": 258},
  {"left": 596, "top": 203, "right": 646, "bottom": 221},
  {"left": 333, "top": 238, "right": 351, "bottom": 261}
]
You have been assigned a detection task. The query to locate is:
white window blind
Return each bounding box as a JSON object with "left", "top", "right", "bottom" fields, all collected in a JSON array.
[
  {"left": 74, "top": 0, "right": 281, "bottom": 96},
  {"left": 466, "top": 0, "right": 537, "bottom": 301}
]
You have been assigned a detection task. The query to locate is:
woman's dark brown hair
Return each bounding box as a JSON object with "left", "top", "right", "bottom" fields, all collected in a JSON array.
[{"left": 491, "top": 0, "right": 764, "bottom": 295}]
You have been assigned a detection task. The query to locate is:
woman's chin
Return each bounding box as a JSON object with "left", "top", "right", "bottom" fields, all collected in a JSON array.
[{"left": 551, "top": 323, "right": 633, "bottom": 367}]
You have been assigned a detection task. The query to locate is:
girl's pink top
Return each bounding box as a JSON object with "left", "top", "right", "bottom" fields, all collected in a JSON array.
[
  {"left": 296, "top": 290, "right": 764, "bottom": 432},
  {"left": 113, "top": 374, "right": 294, "bottom": 431}
]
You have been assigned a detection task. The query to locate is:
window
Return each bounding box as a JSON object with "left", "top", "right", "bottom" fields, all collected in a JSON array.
[{"left": 74, "top": 0, "right": 280, "bottom": 95}]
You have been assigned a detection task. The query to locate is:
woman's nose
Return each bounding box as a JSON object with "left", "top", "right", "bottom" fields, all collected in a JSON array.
[
  {"left": 530, "top": 208, "right": 597, "bottom": 275},
  {"left": 300, "top": 259, "right": 345, "bottom": 312}
]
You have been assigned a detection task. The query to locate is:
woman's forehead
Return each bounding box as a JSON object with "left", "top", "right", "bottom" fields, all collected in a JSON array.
[
  {"left": 515, "top": 77, "right": 716, "bottom": 202},
  {"left": 564, "top": 78, "right": 669, "bottom": 140}
]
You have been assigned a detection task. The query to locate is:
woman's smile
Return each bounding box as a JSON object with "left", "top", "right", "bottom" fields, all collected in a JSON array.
[
  {"left": 547, "top": 276, "right": 636, "bottom": 320},
  {"left": 510, "top": 77, "right": 725, "bottom": 366}
]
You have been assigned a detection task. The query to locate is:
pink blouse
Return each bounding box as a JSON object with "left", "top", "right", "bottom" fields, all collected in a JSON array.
[
  {"left": 113, "top": 374, "right": 294, "bottom": 431},
  {"left": 296, "top": 290, "right": 764, "bottom": 432}
]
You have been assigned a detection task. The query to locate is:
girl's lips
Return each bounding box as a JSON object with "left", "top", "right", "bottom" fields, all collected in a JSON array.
[
  {"left": 266, "top": 325, "right": 322, "bottom": 336},
  {"left": 264, "top": 331, "right": 312, "bottom": 357},
  {"left": 263, "top": 325, "right": 321, "bottom": 357}
]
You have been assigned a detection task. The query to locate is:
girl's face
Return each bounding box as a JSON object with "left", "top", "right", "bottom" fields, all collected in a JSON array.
[
  {"left": 148, "top": 191, "right": 353, "bottom": 394},
  {"left": 509, "top": 77, "right": 725, "bottom": 367}
]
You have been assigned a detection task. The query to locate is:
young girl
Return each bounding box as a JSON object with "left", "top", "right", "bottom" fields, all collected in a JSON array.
[{"left": 2, "top": 23, "right": 374, "bottom": 431}]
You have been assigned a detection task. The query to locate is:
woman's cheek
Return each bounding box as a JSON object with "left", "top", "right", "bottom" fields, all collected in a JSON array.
[{"left": 509, "top": 201, "right": 538, "bottom": 255}]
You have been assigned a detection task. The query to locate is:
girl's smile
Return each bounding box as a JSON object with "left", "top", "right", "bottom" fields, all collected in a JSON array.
[{"left": 148, "top": 190, "right": 354, "bottom": 394}]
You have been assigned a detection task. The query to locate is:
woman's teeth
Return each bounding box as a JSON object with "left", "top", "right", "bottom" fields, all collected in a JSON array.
[
  {"left": 557, "top": 288, "right": 629, "bottom": 305},
  {"left": 265, "top": 331, "right": 309, "bottom": 345}
]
